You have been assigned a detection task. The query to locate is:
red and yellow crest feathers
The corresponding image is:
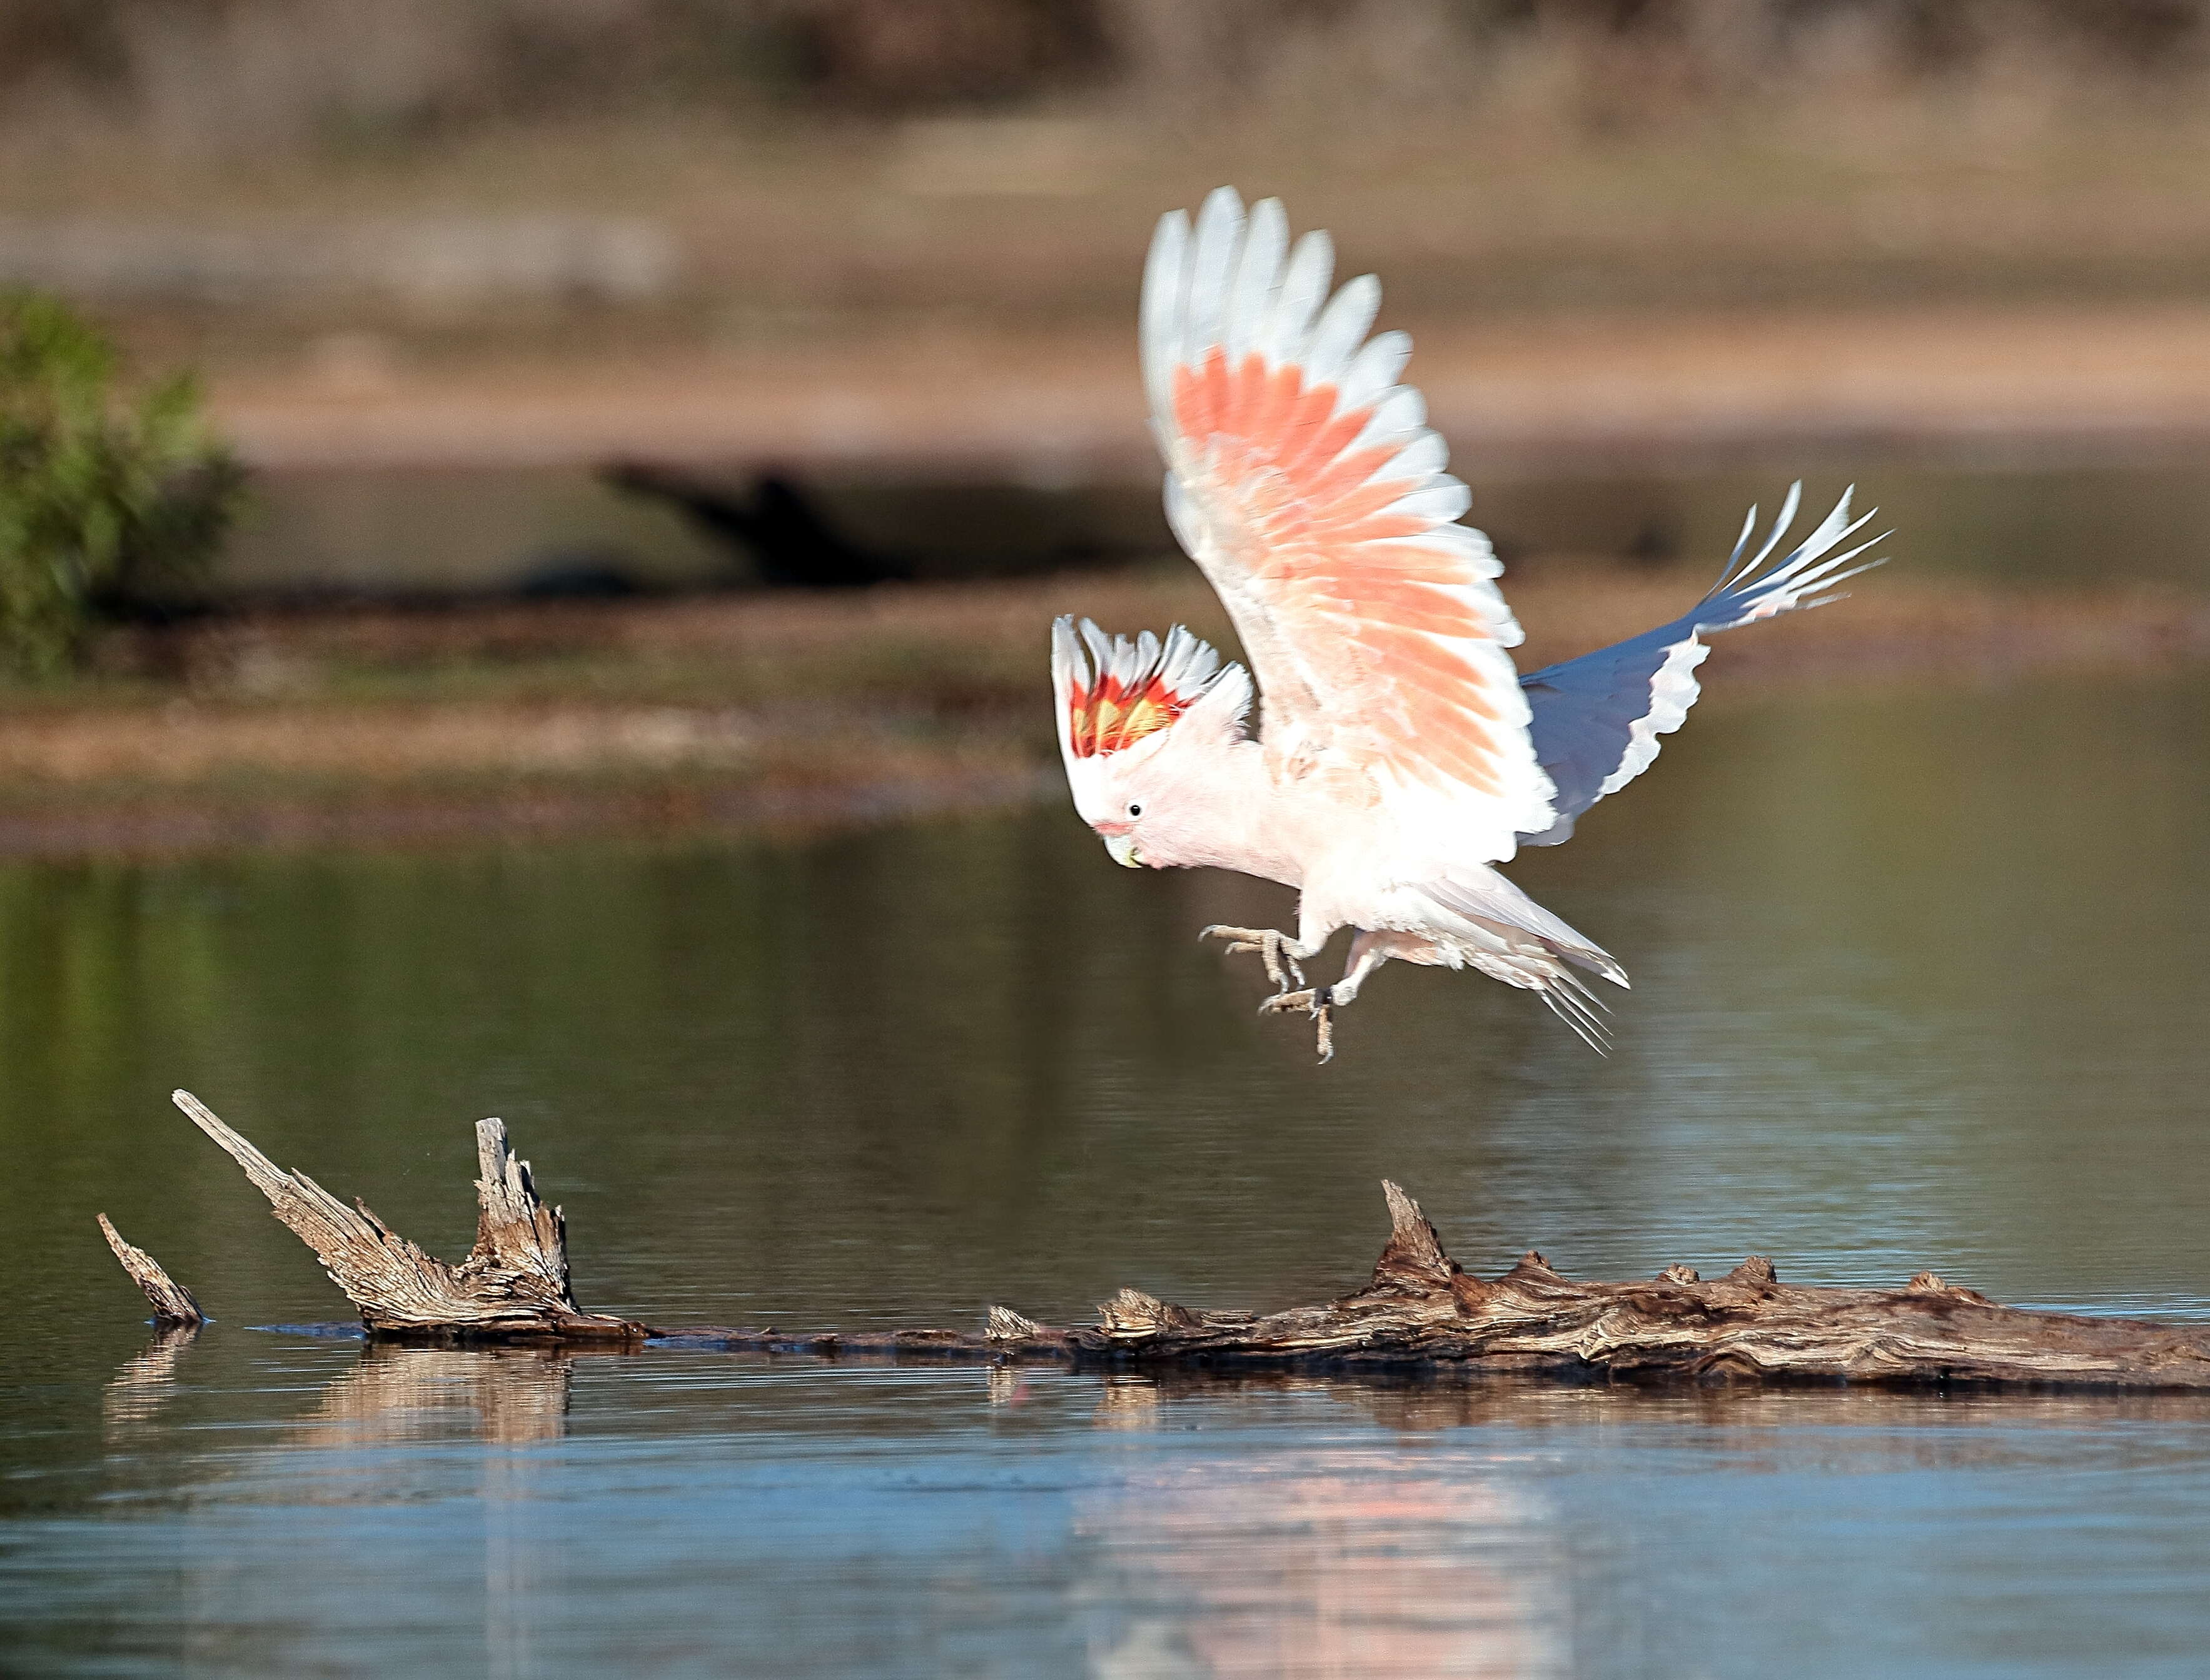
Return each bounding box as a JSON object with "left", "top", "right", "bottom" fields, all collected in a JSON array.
[
  {"left": 1051, "top": 617, "right": 1241, "bottom": 765},
  {"left": 1067, "top": 670, "right": 1186, "bottom": 758}
]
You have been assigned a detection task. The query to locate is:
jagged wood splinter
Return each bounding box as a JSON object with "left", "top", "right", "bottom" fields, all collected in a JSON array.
[
  {"left": 98, "top": 1213, "right": 206, "bottom": 1328},
  {"left": 173, "top": 1089, "right": 645, "bottom": 1341}
]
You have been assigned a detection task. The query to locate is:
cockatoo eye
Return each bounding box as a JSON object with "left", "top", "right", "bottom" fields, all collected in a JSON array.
[{"left": 1128, "top": 802, "right": 1143, "bottom": 817}]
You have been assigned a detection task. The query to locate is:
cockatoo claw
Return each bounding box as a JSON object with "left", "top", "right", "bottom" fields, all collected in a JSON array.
[
  {"left": 1259, "top": 984, "right": 1335, "bottom": 1063},
  {"left": 1200, "top": 925, "right": 1303, "bottom": 990}
]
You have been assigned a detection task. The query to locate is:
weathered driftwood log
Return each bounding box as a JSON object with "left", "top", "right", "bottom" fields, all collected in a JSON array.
[
  {"left": 98, "top": 1212, "right": 205, "bottom": 1327},
  {"left": 173, "top": 1089, "right": 646, "bottom": 1342},
  {"left": 1037, "top": 1180, "right": 2210, "bottom": 1390},
  {"left": 169, "top": 1093, "right": 2210, "bottom": 1389}
]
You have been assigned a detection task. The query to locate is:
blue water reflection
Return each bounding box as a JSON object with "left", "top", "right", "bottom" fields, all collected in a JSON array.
[
  {"left": 16, "top": 1343, "right": 2210, "bottom": 1679},
  {"left": 3, "top": 666, "right": 2209, "bottom": 1675}
]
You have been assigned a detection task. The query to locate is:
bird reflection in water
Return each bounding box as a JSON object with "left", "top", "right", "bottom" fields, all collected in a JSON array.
[{"left": 1074, "top": 1377, "right": 1568, "bottom": 1679}]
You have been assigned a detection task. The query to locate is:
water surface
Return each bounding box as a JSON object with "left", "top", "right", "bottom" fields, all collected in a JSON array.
[{"left": 3, "top": 666, "right": 2207, "bottom": 1676}]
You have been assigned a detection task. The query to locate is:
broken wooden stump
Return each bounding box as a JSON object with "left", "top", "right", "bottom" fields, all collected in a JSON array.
[
  {"left": 172, "top": 1089, "right": 647, "bottom": 1342},
  {"left": 165, "top": 1090, "right": 2210, "bottom": 1390},
  {"left": 98, "top": 1212, "right": 205, "bottom": 1328}
]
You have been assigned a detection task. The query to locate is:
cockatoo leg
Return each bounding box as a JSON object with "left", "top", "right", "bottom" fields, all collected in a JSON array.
[
  {"left": 1199, "top": 925, "right": 1306, "bottom": 992},
  {"left": 1327, "top": 931, "right": 1397, "bottom": 1007},
  {"left": 1256, "top": 933, "right": 1399, "bottom": 1064}
]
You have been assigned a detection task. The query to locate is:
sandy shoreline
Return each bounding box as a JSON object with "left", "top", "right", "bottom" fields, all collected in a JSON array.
[{"left": 0, "top": 566, "right": 2199, "bottom": 862}]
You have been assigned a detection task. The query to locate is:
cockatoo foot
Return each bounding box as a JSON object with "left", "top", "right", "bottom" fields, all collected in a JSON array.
[
  {"left": 1200, "top": 925, "right": 1304, "bottom": 991},
  {"left": 1259, "top": 985, "right": 1336, "bottom": 1064}
]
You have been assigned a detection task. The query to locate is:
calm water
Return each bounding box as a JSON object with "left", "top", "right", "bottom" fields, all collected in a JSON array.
[{"left": 3, "top": 668, "right": 2209, "bottom": 1676}]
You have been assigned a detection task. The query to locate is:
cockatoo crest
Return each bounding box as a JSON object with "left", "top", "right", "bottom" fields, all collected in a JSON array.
[{"left": 1051, "top": 615, "right": 1251, "bottom": 820}]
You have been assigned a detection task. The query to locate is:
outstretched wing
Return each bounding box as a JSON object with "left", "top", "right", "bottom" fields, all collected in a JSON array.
[
  {"left": 1516, "top": 485, "right": 1887, "bottom": 847},
  {"left": 1144, "top": 188, "right": 1553, "bottom": 863}
]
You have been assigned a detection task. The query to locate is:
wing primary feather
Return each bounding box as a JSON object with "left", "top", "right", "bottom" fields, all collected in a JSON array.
[
  {"left": 1757, "top": 481, "right": 1807, "bottom": 568},
  {"left": 1226, "top": 197, "right": 1287, "bottom": 361},
  {"left": 1187, "top": 187, "right": 1246, "bottom": 371},
  {"left": 1795, "top": 537, "right": 1892, "bottom": 608},
  {"left": 1383, "top": 480, "right": 1473, "bottom": 523},
  {"left": 1716, "top": 511, "right": 1884, "bottom": 625},
  {"left": 1818, "top": 553, "right": 1890, "bottom": 590},
  {"left": 1141, "top": 211, "right": 1190, "bottom": 413},
  {"left": 1785, "top": 565, "right": 1884, "bottom": 606},
  {"left": 1351, "top": 385, "right": 1428, "bottom": 454},
  {"left": 1715, "top": 490, "right": 1872, "bottom": 604},
  {"left": 1772, "top": 538, "right": 1887, "bottom": 596},
  {"left": 1391, "top": 431, "right": 1448, "bottom": 480},
  {"left": 1338, "top": 329, "right": 1412, "bottom": 412},
  {"left": 1304, "top": 273, "right": 1382, "bottom": 386},
  {"left": 1727, "top": 480, "right": 1805, "bottom": 588},
  {"left": 1757, "top": 496, "right": 1870, "bottom": 588},
  {"left": 1784, "top": 510, "right": 1879, "bottom": 575},
  {"left": 1722, "top": 501, "right": 1758, "bottom": 584},
  {"left": 1723, "top": 510, "right": 1769, "bottom": 588},
  {"left": 1266, "top": 229, "right": 1333, "bottom": 364}
]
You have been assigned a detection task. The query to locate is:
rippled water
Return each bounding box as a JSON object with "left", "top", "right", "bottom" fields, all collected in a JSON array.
[{"left": 3, "top": 667, "right": 2209, "bottom": 1676}]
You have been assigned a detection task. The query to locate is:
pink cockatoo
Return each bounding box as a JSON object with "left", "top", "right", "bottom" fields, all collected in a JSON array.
[{"left": 1052, "top": 189, "right": 1886, "bottom": 1060}]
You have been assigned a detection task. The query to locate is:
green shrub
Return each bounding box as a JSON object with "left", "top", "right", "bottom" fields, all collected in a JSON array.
[{"left": 0, "top": 294, "right": 245, "bottom": 678}]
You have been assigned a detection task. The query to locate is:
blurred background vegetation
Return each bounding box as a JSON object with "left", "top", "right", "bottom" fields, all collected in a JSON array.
[
  {"left": 11, "top": 0, "right": 2210, "bottom": 365},
  {"left": 13, "top": 0, "right": 2210, "bottom": 153},
  {"left": 2, "top": 2, "right": 2207, "bottom": 823},
  {"left": 0, "top": 294, "right": 240, "bottom": 677}
]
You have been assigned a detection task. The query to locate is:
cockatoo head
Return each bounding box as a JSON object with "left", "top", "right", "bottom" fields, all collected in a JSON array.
[{"left": 1050, "top": 616, "right": 1254, "bottom": 869}]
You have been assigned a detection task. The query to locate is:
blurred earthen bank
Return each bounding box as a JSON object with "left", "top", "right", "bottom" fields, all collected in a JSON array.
[{"left": 4, "top": 1, "right": 2209, "bottom": 848}]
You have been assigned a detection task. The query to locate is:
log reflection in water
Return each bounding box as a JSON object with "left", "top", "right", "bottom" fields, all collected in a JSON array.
[
  {"left": 101, "top": 1324, "right": 201, "bottom": 1430},
  {"left": 1091, "top": 1373, "right": 1163, "bottom": 1431},
  {"left": 293, "top": 1344, "right": 575, "bottom": 1447},
  {"left": 1166, "top": 1369, "right": 2210, "bottom": 1443}
]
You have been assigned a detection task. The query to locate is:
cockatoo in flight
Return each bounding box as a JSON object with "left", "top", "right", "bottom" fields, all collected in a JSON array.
[{"left": 1052, "top": 189, "right": 1885, "bottom": 1061}]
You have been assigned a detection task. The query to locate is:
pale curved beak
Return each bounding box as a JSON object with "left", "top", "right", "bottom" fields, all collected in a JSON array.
[{"left": 1103, "top": 832, "right": 1143, "bottom": 869}]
